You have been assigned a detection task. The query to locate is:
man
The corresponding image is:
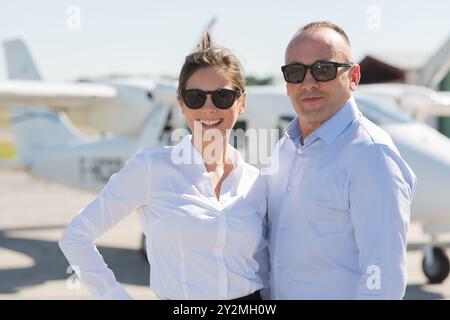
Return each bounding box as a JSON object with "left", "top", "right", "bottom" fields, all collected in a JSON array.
[{"left": 265, "top": 21, "right": 417, "bottom": 299}]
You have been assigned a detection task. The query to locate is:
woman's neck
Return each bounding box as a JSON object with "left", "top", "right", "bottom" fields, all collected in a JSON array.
[{"left": 191, "top": 133, "right": 232, "bottom": 172}]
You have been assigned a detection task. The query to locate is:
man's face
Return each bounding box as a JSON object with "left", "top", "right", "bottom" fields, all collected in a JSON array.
[{"left": 285, "top": 29, "right": 360, "bottom": 126}]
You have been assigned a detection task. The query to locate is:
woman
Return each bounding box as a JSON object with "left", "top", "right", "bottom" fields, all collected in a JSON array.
[{"left": 59, "top": 32, "right": 269, "bottom": 300}]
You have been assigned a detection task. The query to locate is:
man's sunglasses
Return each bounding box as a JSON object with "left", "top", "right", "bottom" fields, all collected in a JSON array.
[
  {"left": 180, "top": 88, "right": 243, "bottom": 110},
  {"left": 281, "top": 61, "right": 354, "bottom": 83}
]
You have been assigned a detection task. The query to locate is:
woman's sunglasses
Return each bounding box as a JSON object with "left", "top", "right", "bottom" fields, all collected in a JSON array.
[
  {"left": 281, "top": 61, "right": 354, "bottom": 83},
  {"left": 180, "top": 88, "right": 243, "bottom": 110}
]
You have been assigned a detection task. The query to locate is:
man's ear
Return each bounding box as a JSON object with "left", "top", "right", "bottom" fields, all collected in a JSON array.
[{"left": 349, "top": 64, "right": 361, "bottom": 91}]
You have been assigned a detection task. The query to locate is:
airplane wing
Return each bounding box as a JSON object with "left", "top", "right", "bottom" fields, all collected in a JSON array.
[
  {"left": 0, "top": 80, "right": 118, "bottom": 109},
  {"left": 358, "top": 84, "right": 450, "bottom": 121}
]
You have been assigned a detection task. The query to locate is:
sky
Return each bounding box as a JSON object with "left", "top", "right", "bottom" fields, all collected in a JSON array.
[{"left": 0, "top": 0, "right": 449, "bottom": 82}]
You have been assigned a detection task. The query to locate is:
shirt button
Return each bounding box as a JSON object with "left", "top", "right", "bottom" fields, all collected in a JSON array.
[
  {"left": 297, "top": 149, "right": 303, "bottom": 154},
  {"left": 287, "top": 185, "right": 293, "bottom": 192}
]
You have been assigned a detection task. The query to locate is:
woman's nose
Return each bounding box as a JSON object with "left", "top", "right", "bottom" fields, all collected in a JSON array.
[{"left": 202, "top": 95, "right": 216, "bottom": 110}]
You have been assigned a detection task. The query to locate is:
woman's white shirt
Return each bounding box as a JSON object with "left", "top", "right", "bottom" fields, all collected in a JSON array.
[{"left": 59, "top": 135, "right": 269, "bottom": 300}]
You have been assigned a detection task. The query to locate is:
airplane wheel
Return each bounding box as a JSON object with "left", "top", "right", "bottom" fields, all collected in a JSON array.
[
  {"left": 422, "top": 246, "right": 450, "bottom": 284},
  {"left": 140, "top": 233, "right": 147, "bottom": 259}
]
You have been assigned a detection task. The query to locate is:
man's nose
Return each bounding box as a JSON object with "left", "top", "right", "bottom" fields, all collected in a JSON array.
[{"left": 301, "top": 69, "right": 319, "bottom": 89}]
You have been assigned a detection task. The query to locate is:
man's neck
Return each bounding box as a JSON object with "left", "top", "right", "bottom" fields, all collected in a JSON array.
[
  {"left": 299, "top": 97, "right": 352, "bottom": 144},
  {"left": 299, "top": 120, "right": 322, "bottom": 145}
]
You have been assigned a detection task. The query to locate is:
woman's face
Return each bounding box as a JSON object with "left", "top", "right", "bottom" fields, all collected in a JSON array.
[{"left": 179, "top": 67, "right": 246, "bottom": 142}]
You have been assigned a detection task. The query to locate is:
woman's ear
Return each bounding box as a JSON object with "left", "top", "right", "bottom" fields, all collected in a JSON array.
[
  {"left": 178, "top": 104, "right": 185, "bottom": 116},
  {"left": 177, "top": 95, "right": 186, "bottom": 115},
  {"left": 238, "top": 93, "right": 247, "bottom": 115}
]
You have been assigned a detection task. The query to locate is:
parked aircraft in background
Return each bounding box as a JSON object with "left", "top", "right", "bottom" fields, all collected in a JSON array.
[
  {"left": 358, "top": 83, "right": 450, "bottom": 124},
  {"left": 2, "top": 39, "right": 450, "bottom": 284}
]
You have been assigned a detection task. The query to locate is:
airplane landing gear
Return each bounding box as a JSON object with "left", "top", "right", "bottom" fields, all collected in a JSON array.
[{"left": 422, "top": 246, "right": 449, "bottom": 284}]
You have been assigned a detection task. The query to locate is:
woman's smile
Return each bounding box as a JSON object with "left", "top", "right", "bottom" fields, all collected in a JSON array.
[{"left": 197, "top": 118, "right": 224, "bottom": 128}]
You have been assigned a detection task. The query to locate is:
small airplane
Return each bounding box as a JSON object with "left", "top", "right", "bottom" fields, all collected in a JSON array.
[
  {"left": 3, "top": 83, "right": 450, "bottom": 284},
  {"left": 2, "top": 39, "right": 450, "bottom": 284},
  {"left": 0, "top": 17, "right": 218, "bottom": 138},
  {"left": 0, "top": 38, "right": 181, "bottom": 137}
]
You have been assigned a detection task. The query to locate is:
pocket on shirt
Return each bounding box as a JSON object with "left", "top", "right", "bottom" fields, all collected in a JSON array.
[{"left": 304, "top": 201, "right": 351, "bottom": 236}]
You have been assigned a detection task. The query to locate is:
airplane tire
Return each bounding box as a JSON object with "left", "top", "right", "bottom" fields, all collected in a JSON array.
[
  {"left": 140, "top": 233, "right": 147, "bottom": 259},
  {"left": 422, "top": 246, "right": 450, "bottom": 284}
]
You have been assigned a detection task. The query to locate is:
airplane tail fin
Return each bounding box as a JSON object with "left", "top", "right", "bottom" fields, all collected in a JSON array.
[
  {"left": 3, "top": 39, "right": 42, "bottom": 80},
  {"left": 8, "top": 107, "right": 87, "bottom": 157},
  {"left": 135, "top": 105, "right": 171, "bottom": 149}
]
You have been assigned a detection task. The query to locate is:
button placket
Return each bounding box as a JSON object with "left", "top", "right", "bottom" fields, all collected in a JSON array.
[
  {"left": 275, "top": 144, "right": 306, "bottom": 287},
  {"left": 215, "top": 210, "right": 228, "bottom": 299}
]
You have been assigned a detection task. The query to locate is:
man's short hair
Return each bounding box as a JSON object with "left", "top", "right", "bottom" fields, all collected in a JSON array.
[{"left": 298, "top": 21, "right": 351, "bottom": 47}]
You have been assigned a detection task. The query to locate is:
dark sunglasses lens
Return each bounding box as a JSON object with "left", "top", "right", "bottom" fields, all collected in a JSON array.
[
  {"left": 212, "top": 90, "right": 236, "bottom": 109},
  {"left": 183, "top": 90, "right": 206, "bottom": 109},
  {"left": 312, "top": 63, "right": 337, "bottom": 81},
  {"left": 283, "top": 66, "right": 306, "bottom": 83}
]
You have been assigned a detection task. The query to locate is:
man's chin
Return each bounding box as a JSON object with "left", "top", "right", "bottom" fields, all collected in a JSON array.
[
  {"left": 296, "top": 107, "right": 331, "bottom": 123},
  {"left": 297, "top": 103, "right": 326, "bottom": 116}
]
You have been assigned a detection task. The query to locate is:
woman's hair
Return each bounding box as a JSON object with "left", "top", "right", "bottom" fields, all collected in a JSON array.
[{"left": 177, "top": 31, "right": 245, "bottom": 98}]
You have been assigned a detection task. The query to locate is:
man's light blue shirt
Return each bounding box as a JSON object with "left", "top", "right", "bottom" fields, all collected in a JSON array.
[{"left": 266, "top": 96, "right": 417, "bottom": 299}]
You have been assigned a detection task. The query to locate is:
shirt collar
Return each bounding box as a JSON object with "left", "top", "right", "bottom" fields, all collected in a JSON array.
[
  {"left": 285, "top": 116, "right": 302, "bottom": 145},
  {"left": 285, "top": 96, "right": 361, "bottom": 146}
]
